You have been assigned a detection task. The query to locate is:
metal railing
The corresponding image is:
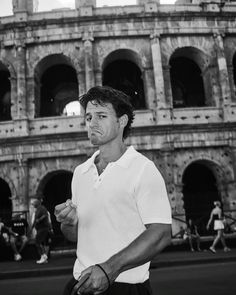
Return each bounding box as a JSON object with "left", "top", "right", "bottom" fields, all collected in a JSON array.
[{"left": 172, "top": 209, "right": 236, "bottom": 239}]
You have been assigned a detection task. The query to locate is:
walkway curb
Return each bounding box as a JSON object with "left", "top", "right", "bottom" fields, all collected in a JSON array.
[
  {"left": 1, "top": 249, "right": 236, "bottom": 280},
  {"left": 150, "top": 253, "right": 236, "bottom": 269}
]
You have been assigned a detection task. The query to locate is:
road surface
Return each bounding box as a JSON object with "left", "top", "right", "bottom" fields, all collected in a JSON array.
[{"left": 0, "top": 261, "right": 235, "bottom": 294}]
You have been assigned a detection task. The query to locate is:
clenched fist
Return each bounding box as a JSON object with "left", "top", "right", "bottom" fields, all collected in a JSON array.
[{"left": 54, "top": 199, "right": 78, "bottom": 226}]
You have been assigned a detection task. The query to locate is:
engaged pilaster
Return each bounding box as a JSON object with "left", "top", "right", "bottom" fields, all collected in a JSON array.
[
  {"left": 150, "top": 31, "right": 171, "bottom": 124},
  {"left": 213, "top": 31, "right": 231, "bottom": 121},
  {"left": 83, "top": 31, "right": 95, "bottom": 92}
]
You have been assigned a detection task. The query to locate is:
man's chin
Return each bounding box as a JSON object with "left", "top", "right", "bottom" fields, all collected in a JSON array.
[{"left": 89, "top": 138, "right": 100, "bottom": 146}]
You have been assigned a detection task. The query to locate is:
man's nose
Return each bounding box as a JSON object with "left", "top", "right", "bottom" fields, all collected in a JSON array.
[{"left": 89, "top": 116, "right": 98, "bottom": 128}]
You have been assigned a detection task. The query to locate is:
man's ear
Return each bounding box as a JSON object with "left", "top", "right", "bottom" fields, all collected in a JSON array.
[{"left": 119, "top": 114, "right": 128, "bottom": 128}]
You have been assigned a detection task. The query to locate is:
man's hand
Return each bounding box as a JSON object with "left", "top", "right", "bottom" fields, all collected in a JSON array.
[
  {"left": 77, "top": 264, "right": 111, "bottom": 295},
  {"left": 54, "top": 199, "right": 78, "bottom": 226}
]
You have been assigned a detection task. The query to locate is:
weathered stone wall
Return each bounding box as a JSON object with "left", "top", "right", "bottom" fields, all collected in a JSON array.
[{"left": 0, "top": 0, "right": 236, "bottom": 236}]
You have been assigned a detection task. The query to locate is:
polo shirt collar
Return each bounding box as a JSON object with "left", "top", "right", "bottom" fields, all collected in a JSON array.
[{"left": 81, "top": 145, "right": 136, "bottom": 173}]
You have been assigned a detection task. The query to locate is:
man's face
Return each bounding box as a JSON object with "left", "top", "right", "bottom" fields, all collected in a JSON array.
[
  {"left": 31, "top": 200, "right": 39, "bottom": 208},
  {"left": 85, "top": 101, "right": 122, "bottom": 146}
]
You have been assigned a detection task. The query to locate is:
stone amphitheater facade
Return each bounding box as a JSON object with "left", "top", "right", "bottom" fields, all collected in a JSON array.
[{"left": 0, "top": 0, "right": 236, "bottom": 237}]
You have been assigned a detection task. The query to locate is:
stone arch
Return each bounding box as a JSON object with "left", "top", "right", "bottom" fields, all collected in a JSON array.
[
  {"left": 169, "top": 46, "right": 210, "bottom": 108},
  {"left": 0, "top": 175, "right": 16, "bottom": 221},
  {"left": 102, "top": 48, "right": 143, "bottom": 71},
  {"left": 168, "top": 45, "right": 210, "bottom": 71},
  {"left": 0, "top": 58, "right": 16, "bottom": 79},
  {"left": 231, "top": 51, "right": 236, "bottom": 93},
  {"left": 177, "top": 157, "right": 233, "bottom": 235},
  {"left": 36, "top": 169, "right": 73, "bottom": 239},
  {"left": 102, "top": 49, "right": 146, "bottom": 110},
  {"left": 0, "top": 59, "right": 16, "bottom": 121},
  {"left": 34, "top": 54, "right": 79, "bottom": 117},
  {"left": 177, "top": 156, "right": 234, "bottom": 186}
]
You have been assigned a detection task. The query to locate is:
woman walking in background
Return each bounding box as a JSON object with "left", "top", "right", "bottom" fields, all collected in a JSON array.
[{"left": 206, "top": 201, "right": 230, "bottom": 253}]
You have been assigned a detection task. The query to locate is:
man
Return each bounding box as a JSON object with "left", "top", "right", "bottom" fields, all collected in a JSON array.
[
  {"left": 31, "top": 199, "right": 51, "bottom": 264},
  {"left": 55, "top": 86, "right": 172, "bottom": 295},
  {"left": 184, "top": 219, "right": 202, "bottom": 252},
  {"left": 8, "top": 213, "right": 28, "bottom": 261}
]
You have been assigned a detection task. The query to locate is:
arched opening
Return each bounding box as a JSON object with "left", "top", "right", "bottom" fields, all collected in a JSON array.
[
  {"left": 102, "top": 50, "right": 146, "bottom": 110},
  {"left": 232, "top": 52, "right": 236, "bottom": 92},
  {"left": 170, "top": 57, "right": 206, "bottom": 108},
  {"left": 63, "top": 100, "right": 81, "bottom": 116},
  {"left": 0, "top": 62, "right": 11, "bottom": 121},
  {"left": 182, "top": 162, "right": 220, "bottom": 235},
  {"left": 35, "top": 54, "right": 78, "bottom": 117},
  {"left": 0, "top": 178, "right": 12, "bottom": 222},
  {"left": 39, "top": 171, "right": 73, "bottom": 247}
]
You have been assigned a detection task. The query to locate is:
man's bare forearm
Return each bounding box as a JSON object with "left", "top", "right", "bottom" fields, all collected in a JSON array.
[
  {"left": 104, "top": 223, "right": 171, "bottom": 281},
  {"left": 61, "top": 222, "right": 78, "bottom": 242}
]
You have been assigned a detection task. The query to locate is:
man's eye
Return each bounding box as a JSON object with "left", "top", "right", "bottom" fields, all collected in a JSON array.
[
  {"left": 98, "top": 115, "right": 106, "bottom": 119},
  {"left": 86, "top": 116, "right": 91, "bottom": 122}
]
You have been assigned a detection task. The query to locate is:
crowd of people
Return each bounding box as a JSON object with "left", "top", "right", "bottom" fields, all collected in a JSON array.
[{"left": 0, "top": 198, "right": 53, "bottom": 264}]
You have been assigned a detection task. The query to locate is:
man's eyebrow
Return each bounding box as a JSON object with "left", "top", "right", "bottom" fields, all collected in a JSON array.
[{"left": 86, "top": 111, "right": 109, "bottom": 115}]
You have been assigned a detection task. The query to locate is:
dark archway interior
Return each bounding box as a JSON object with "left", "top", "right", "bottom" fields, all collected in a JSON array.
[
  {"left": 0, "top": 69, "right": 11, "bottom": 121},
  {"left": 42, "top": 171, "right": 73, "bottom": 246},
  {"left": 103, "top": 60, "right": 146, "bottom": 110},
  {"left": 233, "top": 53, "right": 236, "bottom": 88},
  {"left": 183, "top": 162, "right": 220, "bottom": 235},
  {"left": 0, "top": 178, "right": 12, "bottom": 222},
  {"left": 40, "top": 64, "right": 78, "bottom": 117},
  {"left": 170, "top": 57, "right": 206, "bottom": 108}
]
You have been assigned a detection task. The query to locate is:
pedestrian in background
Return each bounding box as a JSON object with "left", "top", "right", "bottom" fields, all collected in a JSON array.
[
  {"left": 31, "top": 198, "right": 51, "bottom": 264},
  {"left": 183, "top": 218, "right": 202, "bottom": 252},
  {"left": 55, "top": 86, "right": 172, "bottom": 295},
  {"left": 206, "top": 201, "right": 230, "bottom": 253},
  {"left": 8, "top": 213, "right": 28, "bottom": 261}
]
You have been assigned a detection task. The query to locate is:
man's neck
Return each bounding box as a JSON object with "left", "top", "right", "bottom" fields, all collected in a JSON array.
[{"left": 96, "top": 141, "right": 127, "bottom": 167}]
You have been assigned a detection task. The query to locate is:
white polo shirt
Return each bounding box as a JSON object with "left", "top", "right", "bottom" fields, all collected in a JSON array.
[{"left": 72, "top": 146, "right": 172, "bottom": 283}]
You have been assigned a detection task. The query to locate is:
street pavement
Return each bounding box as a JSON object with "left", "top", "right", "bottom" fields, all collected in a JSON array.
[{"left": 1, "top": 246, "right": 236, "bottom": 280}]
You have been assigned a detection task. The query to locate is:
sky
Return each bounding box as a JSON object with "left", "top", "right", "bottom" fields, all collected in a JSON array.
[{"left": 0, "top": 0, "right": 176, "bottom": 17}]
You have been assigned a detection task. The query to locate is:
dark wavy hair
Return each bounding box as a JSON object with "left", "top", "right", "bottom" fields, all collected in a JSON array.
[{"left": 79, "top": 86, "right": 134, "bottom": 139}]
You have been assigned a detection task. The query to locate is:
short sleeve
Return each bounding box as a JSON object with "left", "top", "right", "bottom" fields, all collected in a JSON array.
[{"left": 134, "top": 161, "right": 172, "bottom": 225}]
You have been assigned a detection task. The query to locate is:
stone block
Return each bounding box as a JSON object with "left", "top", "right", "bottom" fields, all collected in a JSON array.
[
  {"left": 145, "top": 3, "right": 158, "bottom": 13},
  {"left": 79, "top": 6, "right": 93, "bottom": 17},
  {"left": 75, "top": 0, "right": 96, "bottom": 9},
  {"left": 14, "top": 12, "right": 28, "bottom": 22}
]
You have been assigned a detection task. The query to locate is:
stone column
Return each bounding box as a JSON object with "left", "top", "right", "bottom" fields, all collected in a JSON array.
[
  {"left": 8, "top": 75, "right": 18, "bottom": 120},
  {"left": 12, "top": 0, "right": 35, "bottom": 21},
  {"left": 163, "top": 65, "right": 173, "bottom": 107},
  {"left": 14, "top": 44, "right": 29, "bottom": 136},
  {"left": 13, "top": 151, "right": 29, "bottom": 212},
  {"left": 213, "top": 31, "right": 231, "bottom": 120},
  {"left": 15, "top": 44, "right": 27, "bottom": 119},
  {"left": 150, "top": 32, "right": 165, "bottom": 110},
  {"left": 26, "top": 76, "right": 35, "bottom": 119},
  {"left": 83, "top": 32, "right": 95, "bottom": 92},
  {"left": 12, "top": 0, "right": 35, "bottom": 14},
  {"left": 142, "top": 68, "right": 156, "bottom": 110}
]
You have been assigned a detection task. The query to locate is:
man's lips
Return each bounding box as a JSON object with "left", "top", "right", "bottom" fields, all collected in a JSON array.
[{"left": 90, "top": 129, "right": 102, "bottom": 135}]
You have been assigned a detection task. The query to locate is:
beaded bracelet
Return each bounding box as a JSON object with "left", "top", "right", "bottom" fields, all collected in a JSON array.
[{"left": 95, "top": 264, "right": 111, "bottom": 289}]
